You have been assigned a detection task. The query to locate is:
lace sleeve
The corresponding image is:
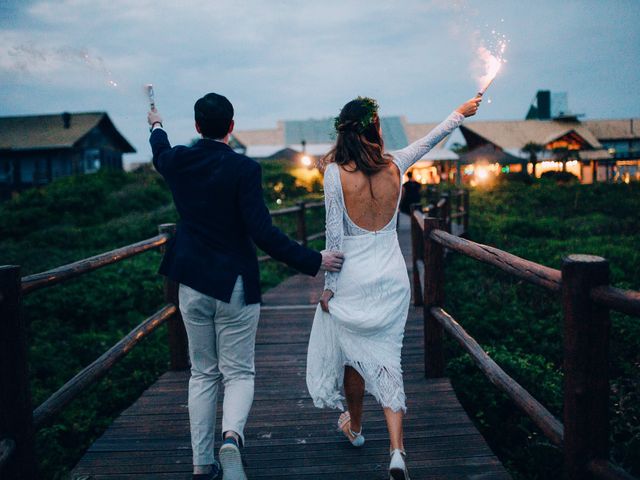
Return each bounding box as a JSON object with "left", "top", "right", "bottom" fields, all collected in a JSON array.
[
  {"left": 323, "top": 163, "right": 343, "bottom": 293},
  {"left": 391, "top": 111, "right": 465, "bottom": 174}
]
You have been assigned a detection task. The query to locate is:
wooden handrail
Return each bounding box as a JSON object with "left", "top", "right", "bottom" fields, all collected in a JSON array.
[
  {"left": 21, "top": 233, "right": 170, "bottom": 295},
  {"left": 412, "top": 209, "right": 425, "bottom": 229},
  {"left": 430, "top": 228, "right": 562, "bottom": 292},
  {"left": 269, "top": 205, "right": 301, "bottom": 217},
  {"left": 32, "top": 304, "right": 177, "bottom": 429},
  {"left": 411, "top": 209, "right": 639, "bottom": 480},
  {"left": 417, "top": 216, "right": 640, "bottom": 316},
  {"left": 430, "top": 306, "right": 565, "bottom": 446},
  {"left": 591, "top": 285, "right": 640, "bottom": 317}
]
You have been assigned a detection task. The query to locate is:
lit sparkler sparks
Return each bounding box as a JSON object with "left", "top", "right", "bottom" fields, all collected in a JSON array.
[{"left": 475, "top": 31, "right": 508, "bottom": 97}]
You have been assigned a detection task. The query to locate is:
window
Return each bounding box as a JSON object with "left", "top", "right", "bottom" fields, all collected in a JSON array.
[
  {"left": 83, "top": 149, "right": 101, "bottom": 173},
  {"left": 0, "top": 159, "right": 13, "bottom": 183}
]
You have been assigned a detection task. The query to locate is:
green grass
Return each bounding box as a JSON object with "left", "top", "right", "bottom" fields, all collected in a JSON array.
[{"left": 443, "top": 178, "right": 640, "bottom": 479}]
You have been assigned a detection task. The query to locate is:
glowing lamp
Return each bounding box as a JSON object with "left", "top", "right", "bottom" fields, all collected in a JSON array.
[
  {"left": 301, "top": 155, "right": 312, "bottom": 167},
  {"left": 476, "top": 168, "right": 489, "bottom": 181}
]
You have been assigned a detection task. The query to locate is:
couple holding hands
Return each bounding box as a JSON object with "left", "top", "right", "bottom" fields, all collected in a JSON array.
[{"left": 148, "top": 91, "right": 480, "bottom": 480}]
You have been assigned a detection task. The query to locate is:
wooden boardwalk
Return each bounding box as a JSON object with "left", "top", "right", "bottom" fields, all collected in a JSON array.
[{"left": 71, "top": 216, "right": 510, "bottom": 479}]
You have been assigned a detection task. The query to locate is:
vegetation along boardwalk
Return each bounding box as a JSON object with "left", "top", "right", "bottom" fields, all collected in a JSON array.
[{"left": 70, "top": 213, "right": 510, "bottom": 479}]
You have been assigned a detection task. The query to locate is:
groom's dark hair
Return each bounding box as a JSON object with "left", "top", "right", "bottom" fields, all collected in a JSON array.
[{"left": 194, "top": 93, "right": 234, "bottom": 139}]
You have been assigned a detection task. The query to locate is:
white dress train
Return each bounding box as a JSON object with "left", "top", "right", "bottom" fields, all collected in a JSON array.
[{"left": 306, "top": 110, "right": 465, "bottom": 413}]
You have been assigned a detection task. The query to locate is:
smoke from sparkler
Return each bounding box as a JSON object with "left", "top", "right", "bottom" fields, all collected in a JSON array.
[
  {"left": 433, "top": 1, "right": 509, "bottom": 98},
  {"left": 3, "top": 44, "right": 119, "bottom": 88},
  {"left": 474, "top": 28, "right": 508, "bottom": 96}
]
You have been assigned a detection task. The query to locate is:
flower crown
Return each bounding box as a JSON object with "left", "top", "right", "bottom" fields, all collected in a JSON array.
[{"left": 334, "top": 96, "right": 379, "bottom": 134}]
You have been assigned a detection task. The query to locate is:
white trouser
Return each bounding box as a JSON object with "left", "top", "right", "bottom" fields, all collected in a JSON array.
[{"left": 179, "top": 277, "right": 260, "bottom": 466}]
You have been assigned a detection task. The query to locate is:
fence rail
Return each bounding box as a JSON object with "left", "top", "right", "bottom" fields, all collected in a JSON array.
[
  {"left": 0, "top": 200, "right": 326, "bottom": 480},
  {"left": 21, "top": 234, "right": 170, "bottom": 295},
  {"left": 32, "top": 304, "right": 177, "bottom": 429},
  {"left": 410, "top": 210, "right": 639, "bottom": 480}
]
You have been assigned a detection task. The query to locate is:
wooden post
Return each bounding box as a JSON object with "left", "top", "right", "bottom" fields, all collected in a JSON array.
[
  {"left": 423, "top": 218, "right": 445, "bottom": 378},
  {"left": 296, "top": 202, "right": 308, "bottom": 247},
  {"left": 411, "top": 210, "right": 423, "bottom": 307},
  {"left": 0, "top": 266, "right": 37, "bottom": 480},
  {"left": 463, "top": 189, "right": 470, "bottom": 235},
  {"left": 158, "top": 224, "right": 189, "bottom": 371},
  {"left": 441, "top": 193, "right": 452, "bottom": 234},
  {"left": 561, "top": 254, "right": 611, "bottom": 480}
]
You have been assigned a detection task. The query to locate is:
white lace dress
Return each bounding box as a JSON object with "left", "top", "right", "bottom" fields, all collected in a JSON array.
[{"left": 306, "top": 111, "right": 465, "bottom": 413}]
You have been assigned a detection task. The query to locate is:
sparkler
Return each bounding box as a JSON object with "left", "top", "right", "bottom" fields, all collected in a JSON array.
[
  {"left": 475, "top": 33, "right": 508, "bottom": 97},
  {"left": 145, "top": 84, "right": 155, "bottom": 110},
  {"left": 476, "top": 42, "right": 506, "bottom": 96}
]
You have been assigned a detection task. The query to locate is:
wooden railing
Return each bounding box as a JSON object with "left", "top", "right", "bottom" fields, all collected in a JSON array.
[
  {"left": 0, "top": 201, "right": 326, "bottom": 480},
  {"left": 411, "top": 188, "right": 470, "bottom": 236},
  {"left": 410, "top": 210, "right": 639, "bottom": 480}
]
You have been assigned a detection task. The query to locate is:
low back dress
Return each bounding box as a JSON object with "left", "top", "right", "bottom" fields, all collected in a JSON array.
[{"left": 306, "top": 111, "right": 465, "bottom": 412}]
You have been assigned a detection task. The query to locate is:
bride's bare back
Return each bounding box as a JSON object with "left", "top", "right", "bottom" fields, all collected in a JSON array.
[{"left": 338, "top": 161, "right": 401, "bottom": 231}]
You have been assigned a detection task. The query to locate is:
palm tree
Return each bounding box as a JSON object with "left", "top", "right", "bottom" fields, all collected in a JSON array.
[{"left": 521, "top": 142, "right": 544, "bottom": 178}]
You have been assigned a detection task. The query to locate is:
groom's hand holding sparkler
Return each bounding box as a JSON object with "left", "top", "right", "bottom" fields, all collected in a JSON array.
[
  {"left": 456, "top": 96, "right": 482, "bottom": 118},
  {"left": 147, "top": 108, "right": 163, "bottom": 131}
]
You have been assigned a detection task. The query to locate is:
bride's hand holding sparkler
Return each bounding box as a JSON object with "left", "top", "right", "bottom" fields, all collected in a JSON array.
[{"left": 456, "top": 96, "right": 482, "bottom": 118}]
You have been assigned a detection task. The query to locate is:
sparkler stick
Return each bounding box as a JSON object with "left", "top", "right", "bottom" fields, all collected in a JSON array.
[{"left": 145, "top": 84, "right": 155, "bottom": 110}]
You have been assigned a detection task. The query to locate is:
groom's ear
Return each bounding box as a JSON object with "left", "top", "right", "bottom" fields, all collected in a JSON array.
[
  {"left": 195, "top": 122, "right": 202, "bottom": 134},
  {"left": 227, "top": 119, "right": 235, "bottom": 136}
]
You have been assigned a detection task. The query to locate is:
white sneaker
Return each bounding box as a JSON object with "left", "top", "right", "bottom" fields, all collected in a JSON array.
[
  {"left": 219, "top": 438, "right": 247, "bottom": 480},
  {"left": 389, "top": 449, "right": 410, "bottom": 480}
]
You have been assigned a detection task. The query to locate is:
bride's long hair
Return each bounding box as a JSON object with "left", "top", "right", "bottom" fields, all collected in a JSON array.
[{"left": 322, "top": 97, "right": 393, "bottom": 175}]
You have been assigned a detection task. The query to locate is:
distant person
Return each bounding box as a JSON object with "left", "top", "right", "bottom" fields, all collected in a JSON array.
[
  {"left": 147, "top": 93, "right": 344, "bottom": 480},
  {"left": 306, "top": 95, "right": 480, "bottom": 480},
  {"left": 399, "top": 171, "right": 422, "bottom": 215}
]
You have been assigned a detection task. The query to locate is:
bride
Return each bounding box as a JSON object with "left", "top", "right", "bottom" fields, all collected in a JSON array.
[{"left": 306, "top": 95, "right": 481, "bottom": 479}]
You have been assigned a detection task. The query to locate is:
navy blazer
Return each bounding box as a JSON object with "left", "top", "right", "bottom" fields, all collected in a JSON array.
[{"left": 150, "top": 128, "right": 322, "bottom": 304}]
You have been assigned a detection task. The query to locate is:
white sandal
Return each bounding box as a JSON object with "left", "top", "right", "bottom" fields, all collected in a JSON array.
[
  {"left": 389, "top": 449, "right": 410, "bottom": 480},
  {"left": 337, "top": 411, "right": 365, "bottom": 447}
]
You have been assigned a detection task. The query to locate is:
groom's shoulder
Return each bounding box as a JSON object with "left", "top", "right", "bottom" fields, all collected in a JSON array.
[{"left": 229, "top": 150, "right": 261, "bottom": 175}]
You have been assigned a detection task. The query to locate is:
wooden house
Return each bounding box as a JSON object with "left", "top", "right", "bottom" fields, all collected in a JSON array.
[
  {"left": 232, "top": 116, "right": 458, "bottom": 185},
  {"left": 0, "top": 112, "right": 135, "bottom": 198}
]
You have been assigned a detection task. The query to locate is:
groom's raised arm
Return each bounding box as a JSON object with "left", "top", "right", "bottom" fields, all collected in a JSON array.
[
  {"left": 238, "top": 160, "right": 323, "bottom": 276},
  {"left": 150, "top": 128, "right": 173, "bottom": 174},
  {"left": 148, "top": 110, "right": 186, "bottom": 175}
]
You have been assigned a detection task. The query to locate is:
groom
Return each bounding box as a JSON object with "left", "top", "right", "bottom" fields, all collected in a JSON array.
[{"left": 148, "top": 93, "right": 344, "bottom": 480}]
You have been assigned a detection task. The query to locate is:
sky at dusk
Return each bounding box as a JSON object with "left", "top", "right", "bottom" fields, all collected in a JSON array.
[{"left": 1, "top": 0, "right": 639, "bottom": 164}]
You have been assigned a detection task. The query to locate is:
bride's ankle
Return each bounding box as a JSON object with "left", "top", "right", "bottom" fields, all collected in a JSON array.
[{"left": 349, "top": 421, "right": 362, "bottom": 434}]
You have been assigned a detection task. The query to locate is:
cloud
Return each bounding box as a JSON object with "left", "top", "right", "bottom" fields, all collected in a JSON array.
[{"left": 0, "top": 0, "right": 639, "bottom": 164}]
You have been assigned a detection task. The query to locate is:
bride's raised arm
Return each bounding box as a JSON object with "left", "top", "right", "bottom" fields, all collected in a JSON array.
[{"left": 391, "top": 96, "right": 482, "bottom": 174}]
